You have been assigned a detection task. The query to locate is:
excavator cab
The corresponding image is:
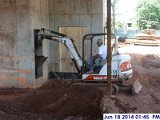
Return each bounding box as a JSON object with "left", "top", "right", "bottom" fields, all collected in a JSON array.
[{"left": 81, "top": 33, "right": 118, "bottom": 74}]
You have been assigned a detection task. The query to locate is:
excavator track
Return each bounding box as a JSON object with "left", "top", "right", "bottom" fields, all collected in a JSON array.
[{"left": 70, "top": 79, "right": 142, "bottom": 95}]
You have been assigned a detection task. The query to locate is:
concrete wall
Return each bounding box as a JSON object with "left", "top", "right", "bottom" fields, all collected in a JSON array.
[
  {"left": 0, "top": 0, "right": 49, "bottom": 88},
  {"left": 49, "top": 0, "right": 106, "bottom": 32},
  {"left": 49, "top": 0, "right": 106, "bottom": 69}
]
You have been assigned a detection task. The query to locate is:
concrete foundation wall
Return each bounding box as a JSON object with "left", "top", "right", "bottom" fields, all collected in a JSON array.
[
  {"left": 49, "top": 0, "right": 106, "bottom": 69},
  {"left": 0, "top": 0, "right": 49, "bottom": 88}
]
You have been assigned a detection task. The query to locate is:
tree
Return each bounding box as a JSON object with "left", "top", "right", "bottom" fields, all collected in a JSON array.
[
  {"left": 116, "top": 21, "right": 125, "bottom": 28},
  {"left": 136, "top": 0, "right": 160, "bottom": 29}
]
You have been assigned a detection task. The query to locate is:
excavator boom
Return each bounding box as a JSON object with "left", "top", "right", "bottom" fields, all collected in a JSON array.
[{"left": 37, "top": 28, "right": 83, "bottom": 73}]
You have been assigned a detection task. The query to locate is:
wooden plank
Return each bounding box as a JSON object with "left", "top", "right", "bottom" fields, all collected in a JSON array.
[{"left": 125, "top": 39, "right": 160, "bottom": 46}]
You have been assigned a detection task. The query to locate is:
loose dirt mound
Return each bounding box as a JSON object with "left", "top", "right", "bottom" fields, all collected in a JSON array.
[
  {"left": 131, "top": 54, "right": 160, "bottom": 88},
  {"left": 0, "top": 81, "right": 103, "bottom": 120}
]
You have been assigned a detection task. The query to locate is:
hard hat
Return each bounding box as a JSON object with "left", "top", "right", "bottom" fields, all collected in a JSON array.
[{"left": 97, "top": 39, "right": 103, "bottom": 46}]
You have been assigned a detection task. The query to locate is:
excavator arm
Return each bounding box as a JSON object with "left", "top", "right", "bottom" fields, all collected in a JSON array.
[{"left": 37, "top": 28, "right": 82, "bottom": 73}]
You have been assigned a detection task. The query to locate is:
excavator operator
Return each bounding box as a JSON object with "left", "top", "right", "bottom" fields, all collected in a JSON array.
[{"left": 87, "top": 39, "right": 107, "bottom": 74}]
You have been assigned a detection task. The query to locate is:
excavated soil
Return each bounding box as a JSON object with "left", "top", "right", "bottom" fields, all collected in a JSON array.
[
  {"left": 0, "top": 46, "right": 160, "bottom": 120},
  {"left": 0, "top": 82, "right": 103, "bottom": 120}
]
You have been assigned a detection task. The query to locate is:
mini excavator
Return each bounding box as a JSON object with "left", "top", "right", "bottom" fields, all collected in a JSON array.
[{"left": 35, "top": 28, "right": 142, "bottom": 94}]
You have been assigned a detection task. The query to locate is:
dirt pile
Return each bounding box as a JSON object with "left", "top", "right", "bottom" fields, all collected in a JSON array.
[
  {"left": 101, "top": 96, "right": 137, "bottom": 113},
  {"left": 0, "top": 81, "right": 103, "bottom": 120},
  {"left": 131, "top": 54, "right": 160, "bottom": 88}
]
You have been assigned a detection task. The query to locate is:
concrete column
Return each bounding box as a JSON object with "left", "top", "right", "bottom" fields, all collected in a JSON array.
[
  {"left": 0, "top": 0, "right": 18, "bottom": 87},
  {"left": 0, "top": 0, "right": 49, "bottom": 88}
]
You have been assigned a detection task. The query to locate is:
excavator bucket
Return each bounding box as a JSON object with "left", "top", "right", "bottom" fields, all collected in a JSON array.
[
  {"left": 35, "top": 56, "right": 48, "bottom": 67},
  {"left": 132, "top": 79, "right": 142, "bottom": 94}
]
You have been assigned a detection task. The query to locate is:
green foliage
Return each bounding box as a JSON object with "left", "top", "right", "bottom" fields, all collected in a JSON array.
[
  {"left": 115, "top": 21, "right": 125, "bottom": 28},
  {"left": 136, "top": 0, "right": 160, "bottom": 29}
]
